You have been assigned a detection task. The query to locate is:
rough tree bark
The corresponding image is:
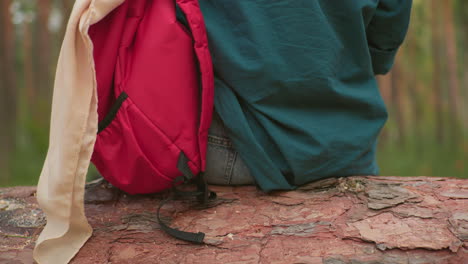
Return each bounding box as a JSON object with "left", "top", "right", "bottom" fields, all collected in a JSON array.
[{"left": 0, "top": 176, "right": 467, "bottom": 263}]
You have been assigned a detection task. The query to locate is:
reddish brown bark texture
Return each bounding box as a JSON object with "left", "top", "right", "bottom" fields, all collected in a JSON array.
[{"left": 1, "top": 176, "right": 467, "bottom": 263}]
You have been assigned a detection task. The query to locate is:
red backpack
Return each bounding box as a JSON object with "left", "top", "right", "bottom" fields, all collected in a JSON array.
[{"left": 89, "top": 0, "right": 215, "bottom": 242}]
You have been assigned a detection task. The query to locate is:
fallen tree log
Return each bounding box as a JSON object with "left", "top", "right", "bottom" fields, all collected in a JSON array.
[{"left": 0, "top": 176, "right": 467, "bottom": 263}]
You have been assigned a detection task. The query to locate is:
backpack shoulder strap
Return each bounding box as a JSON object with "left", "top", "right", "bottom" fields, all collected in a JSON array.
[{"left": 176, "top": 0, "right": 214, "bottom": 171}]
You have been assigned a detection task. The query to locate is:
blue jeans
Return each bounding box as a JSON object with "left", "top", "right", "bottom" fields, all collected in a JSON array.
[{"left": 204, "top": 112, "right": 256, "bottom": 185}]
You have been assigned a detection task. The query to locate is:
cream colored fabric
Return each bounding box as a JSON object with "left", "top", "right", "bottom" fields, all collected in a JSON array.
[{"left": 34, "top": 1, "right": 124, "bottom": 263}]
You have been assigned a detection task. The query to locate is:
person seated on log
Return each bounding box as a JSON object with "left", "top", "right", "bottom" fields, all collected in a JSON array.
[{"left": 87, "top": 0, "right": 412, "bottom": 198}]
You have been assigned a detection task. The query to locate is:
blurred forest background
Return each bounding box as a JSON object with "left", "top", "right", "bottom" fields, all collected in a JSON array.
[{"left": 0, "top": 0, "right": 466, "bottom": 187}]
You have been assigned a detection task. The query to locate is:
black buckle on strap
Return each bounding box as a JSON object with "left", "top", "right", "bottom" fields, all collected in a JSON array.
[{"left": 156, "top": 152, "right": 217, "bottom": 244}]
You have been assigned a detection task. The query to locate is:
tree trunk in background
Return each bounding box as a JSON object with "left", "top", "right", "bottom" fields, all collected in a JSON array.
[
  {"left": 36, "top": 0, "right": 53, "bottom": 116},
  {"left": 0, "top": 0, "right": 16, "bottom": 183},
  {"left": 391, "top": 61, "right": 405, "bottom": 144},
  {"left": 431, "top": 0, "right": 445, "bottom": 144},
  {"left": 376, "top": 74, "right": 392, "bottom": 145},
  {"left": 58, "top": 0, "right": 75, "bottom": 41},
  {"left": 23, "top": 22, "right": 35, "bottom": 108},
  {"left": 405, "top": 28, "right": 423, "bottom": 151},
  {"left": 377, "top": 75, "right": 392, "bottom": 104},
  {"left": 458, "top": 0, "right": 468, "bottom": 130},
  {"left": 442, "top": 0, "right": 462, "bottom": 141}
]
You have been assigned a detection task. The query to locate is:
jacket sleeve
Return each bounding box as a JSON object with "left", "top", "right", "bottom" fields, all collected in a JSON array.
[{"left": 366, "top": 0, "right": 412, "bottom": 75}]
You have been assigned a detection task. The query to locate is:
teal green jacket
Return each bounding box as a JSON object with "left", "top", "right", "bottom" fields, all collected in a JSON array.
[{"left": 199, "top": 0, "right": 412, "bottom": 191}]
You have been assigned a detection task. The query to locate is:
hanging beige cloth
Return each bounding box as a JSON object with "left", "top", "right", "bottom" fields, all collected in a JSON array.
[{"left": 33, "top": 1, "right": 124, "bottom": 263}]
